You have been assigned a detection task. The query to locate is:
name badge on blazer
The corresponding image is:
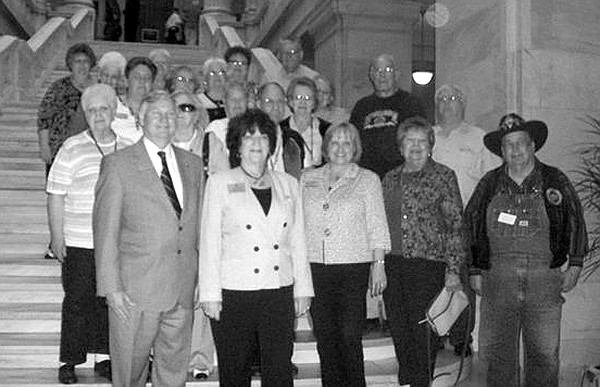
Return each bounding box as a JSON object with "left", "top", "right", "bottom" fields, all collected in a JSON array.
[{"left": 228, "top": 183, "right": 246, "bottom": 193}]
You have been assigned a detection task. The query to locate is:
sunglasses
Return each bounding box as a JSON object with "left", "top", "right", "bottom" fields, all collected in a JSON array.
[{"left": 178, "top": 103, "right": 197, "bottom": 113}]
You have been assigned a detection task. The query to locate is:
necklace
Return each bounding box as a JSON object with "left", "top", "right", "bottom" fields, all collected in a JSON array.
[
  {"left": 240, "top": 165, "right": 267, "bottom": 187},
  {"left": 88, "top": 130, "right": 117, "bottom": 157}
]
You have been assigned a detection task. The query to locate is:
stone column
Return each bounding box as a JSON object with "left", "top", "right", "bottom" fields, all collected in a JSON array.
[
  {"left": 201, "top": 0, "right": 235, "bottom": 24},
  {"left": 435, "top": 0, "right": 600, "bottom": 372}
]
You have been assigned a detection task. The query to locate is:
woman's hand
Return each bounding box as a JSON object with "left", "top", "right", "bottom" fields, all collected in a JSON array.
[
  {"left": 294, "top": 297, "right": 311, "bottom": 317},
  {"left": 201, "top": 301, "right": 222, "bottom": 321},
  {"left": 369, "top": 262, "right": 387, "bottom": 297},
  {"left": 445, "top": 272, "right": 463, "bottom": 292},
  {"left": 469, "top": 275, "right": 482, "bottom": 296}
]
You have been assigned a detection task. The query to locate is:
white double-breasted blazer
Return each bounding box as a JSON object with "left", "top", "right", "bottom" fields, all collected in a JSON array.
[{"left": 199, "top": 167, "right": 314, "bottom": 302}]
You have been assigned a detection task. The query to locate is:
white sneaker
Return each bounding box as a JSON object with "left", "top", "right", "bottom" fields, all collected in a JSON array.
[{"left": 192, "top": 369, "right": 210, "bottom": 379}]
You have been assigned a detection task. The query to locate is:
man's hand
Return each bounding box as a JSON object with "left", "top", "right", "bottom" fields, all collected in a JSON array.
[
  {"left": 369, "top": 262, "right": 387, "bottom": 297},
  {"left": 50, "top": 237, "right": 67, "bottom": 263},
  {"left": 294, "top": 297, "right": 311, "bottom": 317},
  {"left": 562, "top": 266, "right": 583, "bottom": 293},
  {"left": 469, "top": 275, "right": 482, "bottom": 296},
  {"left": 445, "top": 272, "right": 463, "bottom": 292},
  {"left": 201, "top": 301, "right": 222, "bottom": 321},
  {"left": 106, "top": 292, "right": 135, "bottom": 323}
]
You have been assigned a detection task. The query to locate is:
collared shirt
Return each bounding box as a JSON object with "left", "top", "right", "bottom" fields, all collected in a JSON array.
[
  {"left": 433, "top": 121, "right": 501, "bottom": 205},
  {"left": 301, "top": 163, "right": 391, "bottom": 264},
  {"left": 143, "top": 138, "right": 184, "bottom": 208},
  {"left": 382, "top": 159, "right": 466, "bottom": 274},
  {"left": 112, "top": 97, "right": 143, "bottom": 143},
  {"left": 288, "top": 116, "right": 323, "bottom": 167},
  {"left": 269, "top": 125, "right": 286, "bottom": 173}
]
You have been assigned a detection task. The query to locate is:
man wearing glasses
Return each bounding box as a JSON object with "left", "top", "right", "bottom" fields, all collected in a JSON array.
[
  {"left": 263, "top": 37, "right": 320, "bottom": 92},
  {"left": 350, "top": 53, "right": 425, "bottom": 179}
]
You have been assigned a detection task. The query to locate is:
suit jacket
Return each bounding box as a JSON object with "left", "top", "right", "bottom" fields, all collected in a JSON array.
[
  {"left": 94, "top": 140, "right": 203, "bottom": 311},
  {"left": 199, "top": 168, "right": 314, "bottom": 302}
]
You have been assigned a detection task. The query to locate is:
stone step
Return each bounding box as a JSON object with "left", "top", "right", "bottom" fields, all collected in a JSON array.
[
  {"left": 0, "top": 116, "right": 38, "bottom": 126},
  {"left": 0, "top": 241, "right": 48, "bottom": 256},
  {"left": 0, "top": 150, "right": 41, "bottom": 160},
  {"left": 0, "top": 189, "right": 46, "bottom": 205},
  {"left": 0, "top": 162, "right": 45, "bottom": 172},
  {"left": 0, "top": 303, "right": 61, "bottom": 320},
  {"left": 0, "top": 140, "right": 40, "bottom": 151},
  {"left": 0, "top": 175, "right": 45, "bottom": 190},
  {"left": 0, "top": 206, "right": 47, "bottom": 222},
  {"left": 0, "top": 131, "right": 38, "bottom": 141},
  {"left": 0, "top": 262, "right": 60, "bottom": 277},
  {"left": 0, "top": 223, "right": 48, "bottom": 234}
]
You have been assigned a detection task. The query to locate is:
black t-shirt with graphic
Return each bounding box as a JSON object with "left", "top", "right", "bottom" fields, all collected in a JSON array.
[{"left": 350, "top": 89, "right": 425, "bottom": 178}]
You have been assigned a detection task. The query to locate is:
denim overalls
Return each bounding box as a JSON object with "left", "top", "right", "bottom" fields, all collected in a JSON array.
[{"left": 481, "top": 187, "right": 563, "bottom": 387}]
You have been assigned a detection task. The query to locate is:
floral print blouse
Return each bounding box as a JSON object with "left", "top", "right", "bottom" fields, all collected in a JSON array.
[
  {"left": 37, "top": 76, "right": 86, "bottom": 161},
  {"left": 382, "top": 158, "right": 466, "bottom": 274}
]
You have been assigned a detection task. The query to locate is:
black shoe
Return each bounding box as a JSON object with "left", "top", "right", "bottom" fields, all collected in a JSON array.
[
  {"left": 291, "top": 363, "right": 298, "bottom": 376},
  {"left": 58, "top": 364, "right": 77, "bottom": 384},
  {"left": 147, "top": 360, "right": 153, "bottom": 381},
  {"left": 192, "top": 369, "right": 210, "bottom": 380},
  {"left": 45, "top": 250, "right": 57, "bottom": 260},
  {"left": 454, "top": 343, "right": 473, "bottom": 357},
  {"left": 94, "top": 360, "right": 112, "bottom": 380}
]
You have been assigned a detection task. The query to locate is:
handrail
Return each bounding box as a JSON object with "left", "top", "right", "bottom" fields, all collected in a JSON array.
[{"left": 0, "top": 8, "right": 95, "bottom": 109}]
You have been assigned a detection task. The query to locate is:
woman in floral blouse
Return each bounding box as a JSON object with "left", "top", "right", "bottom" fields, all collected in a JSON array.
[
  {"left": 301, "top": 122, "right": 390, "bottom": 387},
  {"left": 38, "top": 43, "right": 96, "bottom": 174},
  {"left": 382, "top": 116, "right": 466, "bottom": 387}
]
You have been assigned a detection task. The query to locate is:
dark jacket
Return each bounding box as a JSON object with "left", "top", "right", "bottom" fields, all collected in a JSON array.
[{"left": 465, "top": 159, "right": 588, "bottom": 274}]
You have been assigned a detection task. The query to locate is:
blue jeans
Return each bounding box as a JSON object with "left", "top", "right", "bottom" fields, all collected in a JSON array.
[{"left": 481, "top": 254, "right": 564, "bottom": 387}]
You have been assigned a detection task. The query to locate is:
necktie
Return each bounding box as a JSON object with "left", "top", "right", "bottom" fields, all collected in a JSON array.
[{"left": 157, "top": 151, "right": 182, "bottom": 219}]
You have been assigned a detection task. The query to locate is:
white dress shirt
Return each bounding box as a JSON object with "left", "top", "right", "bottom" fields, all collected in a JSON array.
[{"left": 143, "top": 138, "right": 184, "bottom": 208}]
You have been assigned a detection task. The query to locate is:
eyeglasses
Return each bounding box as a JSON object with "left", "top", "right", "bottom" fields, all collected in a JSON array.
[
  {"left": 178, "top": 103, "right": 197, "bottom": 113},
  {"left": 294, "top": 94, "right": 312, "bottom": 101},
  {"left": 439, "top": 95, "right": 462, "bottom": 103},
  {"left": 228, "top": 60, "right": 248, "bottom": 67},
  {"left": 207, "top": 70, "right": 226, "bottom": 77},
  {"left": 284, "top": 49, "right": 301, "bottom": 59},
  {"left": 371, "top": 66, "right": 395, "bottom": 77},
  {"left": 175, "top": 75, "right": 194, "bottom": 83}
]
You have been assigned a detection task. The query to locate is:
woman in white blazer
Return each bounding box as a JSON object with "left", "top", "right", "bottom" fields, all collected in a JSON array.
[{"left": 199, "top": 109, "right": 313, "bottom": 387}]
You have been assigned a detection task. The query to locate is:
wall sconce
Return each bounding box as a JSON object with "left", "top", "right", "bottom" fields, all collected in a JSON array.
[{"left": 412, "top": 7, "right": 434, "bottom": 86}]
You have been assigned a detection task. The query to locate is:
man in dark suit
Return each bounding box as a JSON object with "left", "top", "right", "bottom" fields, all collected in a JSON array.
[{"left": 94, "top": 90, "right": 203, "bottom": 386}]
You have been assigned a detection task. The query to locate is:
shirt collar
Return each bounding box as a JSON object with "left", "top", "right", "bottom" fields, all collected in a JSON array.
[{"left": 144, "top": 137, "right": 175, "bottom": 157}]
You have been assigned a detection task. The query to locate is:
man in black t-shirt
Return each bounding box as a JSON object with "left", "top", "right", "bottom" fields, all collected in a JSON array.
[{"left": 350, "top": 54, "right": 425, "bottom": 178}]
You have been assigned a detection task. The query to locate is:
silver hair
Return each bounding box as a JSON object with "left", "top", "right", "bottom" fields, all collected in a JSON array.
[
  {"left": 149, "top": 48, "right": 172, "bottom": 62},
  {"left": 202, "top": 56, "right": 227, "bottom": 76},
  {"left": 97, "top": 51, "right": 127, "bottom": 73},
  {"left": 81, "top": 83, "right": 117, "bottom": 111}
]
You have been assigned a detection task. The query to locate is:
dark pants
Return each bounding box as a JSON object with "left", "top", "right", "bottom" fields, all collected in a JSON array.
[
  {"left": 211, "top": 286, "right": 295, "bottom": 387},
  {"left": 60, "top": 247, "right": 109, "bottom": 364},
  {"left": 310, "top": 262, "right": 370, "bottom": 387},
  {"left": 383, "top": 256, "right": 445, "bottom": 387}
]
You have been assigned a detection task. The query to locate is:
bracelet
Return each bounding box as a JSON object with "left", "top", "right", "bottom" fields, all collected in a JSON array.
[{"left": 374, "top": 259, "right": 385, "bottom": 265}]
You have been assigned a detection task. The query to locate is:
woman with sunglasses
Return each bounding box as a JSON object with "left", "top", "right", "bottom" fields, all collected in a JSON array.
[{"left": 280, "top": 76, "right": 330, "bottom": 168}]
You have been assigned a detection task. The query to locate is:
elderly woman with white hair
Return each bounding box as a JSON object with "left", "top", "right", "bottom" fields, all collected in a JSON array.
[
  {"left": 47, "top": 83, "right": 134, "bottom": 384},
  {"left": 97, "top": 51, "right": 127, "bottom": 94},
  {"left": 198, "top": 57, "right": 227, "bottom": 122},
  {"left": 313, "top": 74, "right": 350, "bottom": 128},
  {"left": 149, "top": 48, "right": 172, "bottom": 91}
]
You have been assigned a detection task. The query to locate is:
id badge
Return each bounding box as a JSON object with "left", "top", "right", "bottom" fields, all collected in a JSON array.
[{"left": 497, "top": 212, "right": 516, "bottom": 225}]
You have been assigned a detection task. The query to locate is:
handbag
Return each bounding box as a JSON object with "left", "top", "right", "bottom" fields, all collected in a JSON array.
[{"left": 420, "top": 288, "right": 469, "bottom": 336}]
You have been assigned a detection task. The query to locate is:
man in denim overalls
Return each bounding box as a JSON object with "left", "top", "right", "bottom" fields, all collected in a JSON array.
[{"left": 464, "top": 113, "right": 588, "bottom": 387}]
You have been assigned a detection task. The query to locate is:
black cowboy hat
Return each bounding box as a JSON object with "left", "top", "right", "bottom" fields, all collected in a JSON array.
[{"left": 483, "top": 113, "right": 548, "bottom": 157}]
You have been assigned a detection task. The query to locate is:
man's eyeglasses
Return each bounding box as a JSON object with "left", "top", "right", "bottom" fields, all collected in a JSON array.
[
  {"left": 294, "top": 95, "right": 312, "bottom": 101},
  {"left": 178, "top": 103, "right": 197, "bottom": 113},
  {"left": 439, "top": 95, "right": 462, "bottom": 103},
  {"left": 284, "top": 49, "right": 301, "bottom": 59},
  {"left": 228, "top": 60, "right": 248, "bottom": 67},
  {"left": 371, "top": 66, "right": 395, "bottom": 77},
  {"left": 175, "top": 75, "right": 194, "bottom": 83},
  {"left": 207, "top": 70, "right": 226, "bottom": 77}
]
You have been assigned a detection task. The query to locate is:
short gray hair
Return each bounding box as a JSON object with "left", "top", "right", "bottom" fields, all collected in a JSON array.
[
  {"left": 97, "top": 51, "right": 127, "bottom": 73},
  {"left": 149, "top": 48, "right": 172, "bottom": 63},
  {"left": 202, "top": 56, "right": 227, "bottom": 76},
  {"left": 396, "top": 116, "right": 435, "bottom": 149},
  {"left": 81, "top": 84, "right": 117, "bottom": 111},
  {"left": 140, "top": 90, "right": 176, "bottom": 115}
]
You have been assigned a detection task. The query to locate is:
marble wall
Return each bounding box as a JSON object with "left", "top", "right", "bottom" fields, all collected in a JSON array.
[{"left": 436, "top": 0, "right": 600, "bottom": 369}]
